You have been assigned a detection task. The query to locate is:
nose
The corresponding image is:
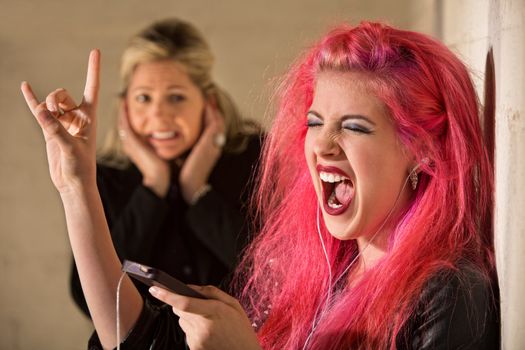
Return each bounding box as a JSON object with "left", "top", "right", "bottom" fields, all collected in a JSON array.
[
  {"left": 313, "top": 127, "right": 341, "bottom": 158},
  {"left": 150, "top": 100, "right": 171, "bottom": 121}
]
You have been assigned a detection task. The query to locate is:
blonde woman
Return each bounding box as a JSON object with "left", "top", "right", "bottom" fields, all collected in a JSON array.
[{"left": 68, "top": 18, "right": 261, "bottom": 317}]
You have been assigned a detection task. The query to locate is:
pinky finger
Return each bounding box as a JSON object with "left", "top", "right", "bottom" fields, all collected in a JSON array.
[
  {"left": 22, "top": 82, "right": 71, "bottom": 145},
  {"left": 204, "top": 103, "right": 222, "bottom": 131},
  {"left": 21, "top": 81, "right": 40, "bottom": 115}
]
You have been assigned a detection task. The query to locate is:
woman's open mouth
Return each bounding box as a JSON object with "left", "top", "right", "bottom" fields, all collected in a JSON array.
[
  {"left": 317, "top": 165, "right": 354, "bottom": 215},
  {"left": 148, "top": 130, "right": 181, "bottom": 146}
]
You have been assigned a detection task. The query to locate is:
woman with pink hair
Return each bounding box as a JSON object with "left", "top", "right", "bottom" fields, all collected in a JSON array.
[{"left": 23, "top": 21, "right": 498, "bottom": 349}]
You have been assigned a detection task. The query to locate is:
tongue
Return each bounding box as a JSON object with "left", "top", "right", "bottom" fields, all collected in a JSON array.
[{"left": 334, "top": 181, "right": 353, "bottom": 204}]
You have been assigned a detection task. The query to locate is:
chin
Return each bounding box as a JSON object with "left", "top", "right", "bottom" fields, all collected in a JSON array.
[
  {"left": 323, "top": 219, "right": 359, "bottom": 241},
  {"left": 156, "top": 152, "right": 179, "bottom": 161},
  {"left": 154, "top": 147, "right": 186, "bottom": 161}
]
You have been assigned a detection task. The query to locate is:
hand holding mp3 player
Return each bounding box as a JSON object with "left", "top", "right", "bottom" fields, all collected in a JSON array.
[{"left": 122, "top": 260, "right": 207, "bottom": 299}]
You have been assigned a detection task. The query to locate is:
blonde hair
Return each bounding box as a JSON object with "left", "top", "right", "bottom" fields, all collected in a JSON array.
[{"left": 99, "top": 18, "right": 258, "bottom": 166}]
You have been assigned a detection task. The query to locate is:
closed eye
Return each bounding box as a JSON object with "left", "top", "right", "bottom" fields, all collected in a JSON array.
[
  {"left": 342, "top": 122, "right": 372, "bottom": 134},
  {"left": 306, "top": 113, "right": 323, "bottom": 128}
]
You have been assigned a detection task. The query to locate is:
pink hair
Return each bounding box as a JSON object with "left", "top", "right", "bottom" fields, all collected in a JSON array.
[{"left": 234, "top": 22, "right": 495, "bottom": 349}]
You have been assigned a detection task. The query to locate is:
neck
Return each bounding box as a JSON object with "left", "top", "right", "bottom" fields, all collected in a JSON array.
[{"left": 357, "top": 227, "right": 389, "bottom": 263}]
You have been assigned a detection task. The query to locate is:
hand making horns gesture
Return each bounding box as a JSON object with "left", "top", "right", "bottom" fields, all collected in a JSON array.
[
  {"left": 21, "top": 50, "right": 144, "bottom": 348},
  {"left": 21, "top": 49, "right": 100, "bottom": 194}
]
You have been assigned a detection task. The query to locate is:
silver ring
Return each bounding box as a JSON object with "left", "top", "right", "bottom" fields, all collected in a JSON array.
[{"left": 213, "top": 133, "right": 226, "bottom": 148}]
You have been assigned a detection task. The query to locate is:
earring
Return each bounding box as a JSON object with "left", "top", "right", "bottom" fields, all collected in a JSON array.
[{"left": 410, "top": 169, "right": 418, "bottom": 190}]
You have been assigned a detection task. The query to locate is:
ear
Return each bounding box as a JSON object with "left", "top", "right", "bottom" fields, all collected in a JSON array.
[
  {"left": 206, "top": 92, "right": 218, "bottom": 109},
  {"left": 406, "top": 151, "right": 419, "bottom": 174},
  {"left": 409, "top": 156, "right": 430, "bottom": 174}
]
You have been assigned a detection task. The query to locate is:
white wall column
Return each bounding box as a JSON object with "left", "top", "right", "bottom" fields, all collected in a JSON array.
[
  {"left": 490, "top": 0, "right": 525, "bottom": 348},
  {"left": 442, "top": 0, "right": 525, "bottom": 348}
]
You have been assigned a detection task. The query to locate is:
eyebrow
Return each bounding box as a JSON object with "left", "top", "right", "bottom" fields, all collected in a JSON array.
[
  {"left": 130, "top": 84, "right": 187, "bottom": 91},
  {"left": 307, "top": 110, "right": 377, "bottom": 126}
]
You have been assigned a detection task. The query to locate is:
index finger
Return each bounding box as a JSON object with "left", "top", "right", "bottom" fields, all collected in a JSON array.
[
  {"left": 150, "top": 286, "right": 215, "bottom": 316},
  {"left": 191, "top": 285, "right": 242, "bottom": 311},
  {"left": 82, "top": 49, "right": 100, "bottom": 106}
]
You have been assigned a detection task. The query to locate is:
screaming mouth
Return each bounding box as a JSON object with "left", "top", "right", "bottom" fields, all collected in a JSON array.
[{"left": 319, "top": 168, "right": 354, "bottom": 215}]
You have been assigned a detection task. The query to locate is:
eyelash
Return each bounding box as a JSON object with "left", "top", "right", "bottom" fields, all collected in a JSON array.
[
  {"left": 343, "top": 123, "right": 372, "bottom": 134},
  {"left": 306, "top": 119, "right": 322, "bottom": 128},
  {"left": 306, "top": 119, "right": 372, "bottom": 134}
]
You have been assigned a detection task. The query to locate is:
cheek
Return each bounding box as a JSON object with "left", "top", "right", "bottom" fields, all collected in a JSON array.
[
  {"left": 126, "top": 97, "right": 146, "bottom": 126},
  {"left": 303, "top": 134, "right": 313, "bottom": 162},
  {"left": 304, "top": 135, "right": 318, "bottom": 181},
  {"left": 358, "top": 155, "right": 410, "bottom": 218},
  {"left": 179, "top": 105, "right": 204, "bottom": 139},
  {"left": 126, "top": 104, "right": 146, "bottom": 132}
]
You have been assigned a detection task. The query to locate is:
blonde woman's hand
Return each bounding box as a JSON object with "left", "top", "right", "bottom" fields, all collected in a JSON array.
[
  {"left": 21, "top": 50, "right": 100, "bottom": 194},
  {"left": 179, "top": 98, "right": 225, "bottom": 204},
  {"left": 118, "top": 101, "right": 171, "bottom": 197},
  {"left": 149, "top": 285, "right": 261, "bottom": 350}
]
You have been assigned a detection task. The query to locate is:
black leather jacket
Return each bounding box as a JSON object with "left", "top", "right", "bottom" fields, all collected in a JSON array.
[{"left": 88, "top": 265, "right": 499, "bottom": 349}]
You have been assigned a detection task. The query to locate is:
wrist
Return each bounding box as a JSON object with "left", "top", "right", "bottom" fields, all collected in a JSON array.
[
  {"left": 187, "top": 184, "right": 212, "bottom": 205},
  {"left": 58, "top": 179, "right": 99, "bottom": 201},
  {"left": 142, "top": 176, "right": 170, "bottom": 198}
]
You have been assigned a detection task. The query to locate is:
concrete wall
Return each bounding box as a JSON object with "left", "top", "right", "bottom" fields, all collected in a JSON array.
[
  {"left": 441, "top": 0, "right": 525, "bottom": 348},
  {"left": 1, "top": 1, "right": 434, "bottom": 348}
]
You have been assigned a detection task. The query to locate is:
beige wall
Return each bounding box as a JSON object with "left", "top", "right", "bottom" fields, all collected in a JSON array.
[{"left": 1, "top": 1, "right": 435, "bottom": 348}]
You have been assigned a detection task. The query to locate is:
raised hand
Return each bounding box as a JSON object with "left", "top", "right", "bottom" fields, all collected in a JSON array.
[
  {"left": 179, "top": 98, "right": 225, "bottom": 203},
  {"left": 149, "top": 285, "right": 261, "bottom": 350},
  {"left": 118, "top": 100, "right": 171, "bottom": 197},
  {"left": 21, "top": 49, "right": 100, "bottom": 194},
  {"left": 22, "top": 49, "right": 144, "bottom": 349}
]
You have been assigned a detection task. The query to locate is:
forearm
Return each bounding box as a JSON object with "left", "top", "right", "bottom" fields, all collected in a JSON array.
[
  {"left": 61, "top": 184, "right": 143, "bottom": 349},
  {"left": 21, "top": 49, "right": 141, "bottom": 349}
]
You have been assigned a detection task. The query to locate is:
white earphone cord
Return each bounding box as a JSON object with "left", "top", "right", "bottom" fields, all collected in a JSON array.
[
  {"left": 116, "top": 271, "right": 126, "bottom": 350},
  {"left": 113, "top": 171, "right": 417, "bottom": 350},
  {"left": 302, "top": 171, "right": 413, "bottom": 350}
]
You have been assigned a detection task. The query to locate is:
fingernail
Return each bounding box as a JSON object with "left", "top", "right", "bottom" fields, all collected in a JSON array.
[{"left": 149, "top": 286, "right": 160, "bottom": 295}]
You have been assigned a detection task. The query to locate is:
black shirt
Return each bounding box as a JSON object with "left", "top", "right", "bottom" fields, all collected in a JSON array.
[{"left": 71, "top": 135, "right": 261, "bottom": 317}]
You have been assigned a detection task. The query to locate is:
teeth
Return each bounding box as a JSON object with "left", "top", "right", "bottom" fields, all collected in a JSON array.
[
  {"left": 328, "top": 192, "right": 342, "bottom": 209},
  {"left": 152, "top": 131, "right": 176, "bottom": 139},
  {"left": 319, "top": 171, "right": 348, "bottom": 183}
]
